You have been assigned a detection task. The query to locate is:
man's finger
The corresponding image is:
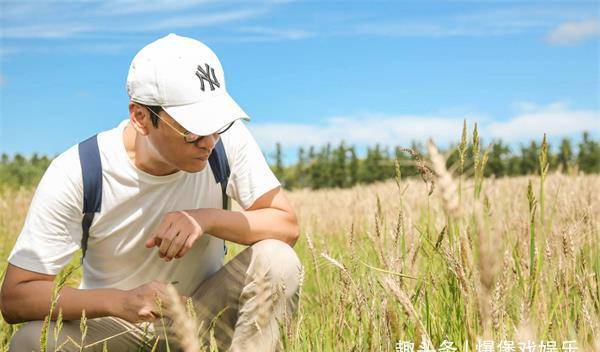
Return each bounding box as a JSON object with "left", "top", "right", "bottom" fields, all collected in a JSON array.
[
  {"left": 166, "top": 232, "right": 189, "bottom": 259},
  {"left": 158, "top": 226, "right": 179, "bottom": 259},
  {"left": 149, "top": 215, "right": 174, "bottom": 248},
  {"left": 147, "top": 217, "right": 173, "bottom": 249},
  {"left": 145, "top": 237, "right": 160, "bottom": 248}
]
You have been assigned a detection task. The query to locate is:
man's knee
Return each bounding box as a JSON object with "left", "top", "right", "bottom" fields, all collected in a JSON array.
[
  {"left": 9, "top": 321, "right": 45, "bottom": 352},
  {"left": 10, "top": 320, "right": 85, "bottom": 352},
  {"left": 249, "top": 239, "right": 303, "bottom": 301}
]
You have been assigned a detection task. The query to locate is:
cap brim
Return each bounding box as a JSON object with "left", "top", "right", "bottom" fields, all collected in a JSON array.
[{"left": 162, "top": 92, "right": 250, "bottom": 136}]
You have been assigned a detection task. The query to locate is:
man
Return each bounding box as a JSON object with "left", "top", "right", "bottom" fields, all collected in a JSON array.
[{"left": 0, "top": 33, "right": 302, "bottom": 351}]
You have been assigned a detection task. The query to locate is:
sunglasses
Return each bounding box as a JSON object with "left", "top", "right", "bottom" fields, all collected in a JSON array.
[{"left": 146, "top": 107, "right": 234, "bottom": 144}]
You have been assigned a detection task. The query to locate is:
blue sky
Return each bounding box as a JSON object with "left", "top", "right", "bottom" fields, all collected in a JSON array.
[{"left": 1, "top": 0, "right": 598, "bottom": 165}]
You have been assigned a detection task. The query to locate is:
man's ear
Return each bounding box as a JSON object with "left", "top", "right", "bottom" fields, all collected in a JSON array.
[{"left": 129, "top": 102, "right": 151, "bottom": 136}]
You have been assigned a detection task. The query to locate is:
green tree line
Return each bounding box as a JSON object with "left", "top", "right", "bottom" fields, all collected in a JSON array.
[
  {"left": 0, "top": 131, "right": 598, "bottom": 191},
  {"left": 269, "top": 131, "right": 599, "bottom": 190},
  {"left": 0, "top": 153, "right": 53, "bottom": 190}
]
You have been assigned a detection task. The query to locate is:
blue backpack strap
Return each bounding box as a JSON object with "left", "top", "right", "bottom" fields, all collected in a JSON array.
[
  {"left": 209, "top": 138, "right": 231, "bottom": 210},
  {"left": 78, "top": 135, "right": 103, "bottom": 264},
  {"left": 208, "top": 138, "right": 231, "bottom": 255}
]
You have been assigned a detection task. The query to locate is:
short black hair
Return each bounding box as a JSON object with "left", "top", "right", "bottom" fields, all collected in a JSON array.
[{"left": 143, "top": 105, "right": 163, "bottom": 128}]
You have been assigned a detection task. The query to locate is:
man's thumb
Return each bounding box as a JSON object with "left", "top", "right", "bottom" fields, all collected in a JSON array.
[{"left": 145, "top": 237, "right": 156, "bottom": 248}]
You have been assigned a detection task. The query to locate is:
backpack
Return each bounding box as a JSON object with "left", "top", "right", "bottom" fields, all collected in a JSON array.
[{"left": 77, "top": 134, "right": 231, "bottom": 264}]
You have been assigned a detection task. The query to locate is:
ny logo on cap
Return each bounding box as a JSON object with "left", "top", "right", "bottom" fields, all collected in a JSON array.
[{"left": 196, "top": 63, "right": 220, "bottom": 91}]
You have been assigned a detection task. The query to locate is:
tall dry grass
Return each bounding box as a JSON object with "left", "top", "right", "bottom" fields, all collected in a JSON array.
[
  {"left": 0, "top": 132, "right": 598, "bottom": 350},
  {"left": 285, "top": 147, "right": 599, "bottom": 351}
]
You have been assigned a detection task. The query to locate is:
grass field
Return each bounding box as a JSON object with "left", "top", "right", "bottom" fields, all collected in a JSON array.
[{"left": 0, "top": 142, "right": 598, "bottom": 351}]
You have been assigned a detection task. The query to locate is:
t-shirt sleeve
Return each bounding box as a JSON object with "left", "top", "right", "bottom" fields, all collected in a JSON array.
[
  {"left": 224, "top": 120, "right": 281, "bottom": 210},
  {"left": 7, "top": 150, "right": 83, "bottom": 275}
]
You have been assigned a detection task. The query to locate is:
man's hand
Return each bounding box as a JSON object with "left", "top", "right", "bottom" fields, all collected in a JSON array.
[
  {"left": 145, "top": 210, "right": 207, "bottom": 261},
  {"left": 117, "top": 281, "right": 185, "bottom": 323}
]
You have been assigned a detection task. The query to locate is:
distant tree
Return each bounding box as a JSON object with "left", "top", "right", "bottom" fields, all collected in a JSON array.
[
  {"left": 519, "top": 141, "right": 539, "bottom": 175},
  {"left": 31, "top": 153, "right": 40, "bottom": 165},
  {"left": 309, "top": 144, "right": 330, "bottom": 189},
  {"left": 577, "top": 131, "right": 600, "bottom": 173},
  {"left": 307, "top": 146, "right": 318, "bottom": 188},
  {"left": 359, "top": 147, "right": 375, "bottom": 183},
  {"left": 13, "top": 153, "right": 25, "bottom": 165},
  {"left": 486, "top": 140, "right": 511, "bottom": 177},
  {"left": 557, "top": 137, "right": 574, "bottom": 173},
  {"left": 506, "top": 155, "right": 522, "bottom": 176},
  {"left": 308, "top": 146, "right": 315, "bottom": 160},
  {"left": 323, "top": 142, "right": 333, "bottom": 188},
  {"left": 331, "top": 141, "right": 348, "bottom": 188},
  {"left": 294, "top": 147, "right": 306, "bottom": 189},
  {"left": 348, "top": 145, "right": 359, "bottom": 186},
  {"left": 273, "top": 142, "right": 284, "bottom": 181},
  {"left": 372, "top": 144, "right": 385, "bottom": 181},
  {"left": 380, "top": 145, "right": 396, "bottom": 180},
  {"left": 0, "top": 153, "right": 53, "bottom": 189}
]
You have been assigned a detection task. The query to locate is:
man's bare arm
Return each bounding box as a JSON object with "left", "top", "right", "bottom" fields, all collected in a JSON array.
[
  {"left": 0, "top": 264, "right": 121, "bottom": 323},
  {"left": 194, "top": 186, "right": 300, "bottom": 246},
  {"left": 145, "top": 186, "right": 301, "bottom": 260},
  {"left": 0, "top": 264, "right": 174, "bottom": 324},
  {"left": 195, "top": 210, "right": 297, "bottom": 247}
]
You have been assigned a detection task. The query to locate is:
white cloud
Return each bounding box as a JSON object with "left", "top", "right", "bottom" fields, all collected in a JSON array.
[
  {"left": 2, "top": 1, "right": 596, "bottom": 53},
  {"left": 247, "top": 102, "right": 599, "bottom": 151},
  {"left": 351, "top": 6, "right": 594, "bottom": 38},
  {"left": 0, "top": 24, "right": 94, "bottom": 39},
  {"left": 0, "top": 8, "right": 264, "bottom": 39},
  {"left": 0, "top": 0, "right": 214, "bottom": 21},
  {"left": 95, "top": 0, "right": 212, "bottom": 16},
  {"left": 0, "top": 42, "right": 138, "bottom": 58},
  {"left": 0, "top": 4, "right": 274, "bottom": 57},
  {"left": 545, "top": 19, "right": 600, "bottom": 45},
  {"left": 248, "top": 113, "right": 479, "bottom": 150},
  {"left": 126, "top": 9, "right": 266, "bottom": 32},
  {"left": 485, "top": 102, "right": 599, "bottom": 141},
  {"left": 231, "top": 26, "right": 314, "bottom": 42},
  {"left": 353, "top": 23, "right": 480, "bottom": 38}
]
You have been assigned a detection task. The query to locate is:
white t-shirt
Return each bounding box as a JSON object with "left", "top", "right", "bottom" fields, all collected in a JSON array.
[{"left": 8, "top": 118, "right": 280, "bottom": 296}]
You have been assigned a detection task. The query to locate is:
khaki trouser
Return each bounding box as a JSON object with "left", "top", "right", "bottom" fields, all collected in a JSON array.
[{"left": 9, "top": 239, "right": 302, "bottom": 352}]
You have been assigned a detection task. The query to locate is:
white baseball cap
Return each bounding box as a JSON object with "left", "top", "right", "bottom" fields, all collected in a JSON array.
[{"left": 126, "top": 33, "right": 250, "bottom": 136}]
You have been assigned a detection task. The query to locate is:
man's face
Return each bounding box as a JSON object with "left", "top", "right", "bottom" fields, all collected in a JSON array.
[{"left": 144, "top": 108, "right": 220, "bottom": 174}]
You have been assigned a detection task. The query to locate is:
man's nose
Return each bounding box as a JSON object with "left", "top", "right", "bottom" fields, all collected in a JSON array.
[{"left": 196, "top": 133, "right": 220, "bottom": 150}]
